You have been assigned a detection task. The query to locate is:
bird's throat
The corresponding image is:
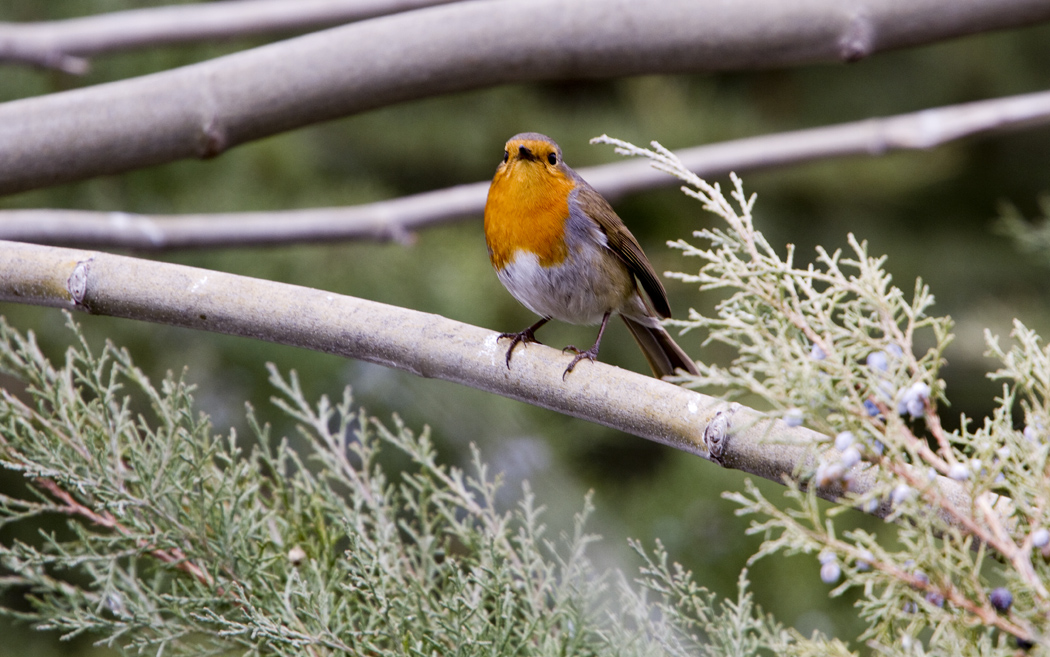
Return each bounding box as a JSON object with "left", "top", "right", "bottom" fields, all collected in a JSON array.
[{"left": 484, "top": 162, "right": 575, "bottom": 271}]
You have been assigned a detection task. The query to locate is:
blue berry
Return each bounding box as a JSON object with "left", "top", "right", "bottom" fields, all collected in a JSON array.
[
  {"left": 897, "top": 382, "right": 931, "bottom": 418},
  {"left": 866, "top": 351, "right": 888, "bottom": 372},
  {"left": 1023, "top": 425, "right": 1040, "bottom": 443},
  {"left": 834, "top": 431, "right": 855, "bottom": 451},
  {"left": 840, "top": 446, "right": 861, "bottom": 468},
  {"left": 815, "top": 461, "right": 846, "bottom": 487},
  {"left": 820, "top": 561, "right": 841, "bottom": 584},
  {"left": 891, "top": 484, "right": 913, "bottom": 506},
  {"left": 855, "top": 549, "right": 874, "bottom": 571},
  {"left": 868, "top": 439, "right": 885, "bottom": 457},
  {"left": 990, "top": 587, "right": 1013, "bottom": 612}
]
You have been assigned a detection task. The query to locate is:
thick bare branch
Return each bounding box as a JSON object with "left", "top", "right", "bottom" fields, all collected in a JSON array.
[
  {"left": 0, "top": 239, "right": 997, "bottom": 522},
  {"left": 4, "top": 89, "right": 1050, "bottom": 250},
  {"left": 0, "top": 0, "right": 458, "bottom": 74},
  {"left": 1, "top": 0, "right": 1048, "bottom": 196}
]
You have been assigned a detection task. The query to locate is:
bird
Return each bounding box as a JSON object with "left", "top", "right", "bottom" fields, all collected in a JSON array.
[{"left": 483, "top": 132, "right": 699, "bottom": 379}]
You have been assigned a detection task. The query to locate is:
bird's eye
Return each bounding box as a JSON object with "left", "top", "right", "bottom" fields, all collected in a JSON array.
[
  {"left": 502, "top": 150, "right": 509, "bottom": 163},
  {"left": 547, "top": 152, "right": 557, "bottom": 165}
]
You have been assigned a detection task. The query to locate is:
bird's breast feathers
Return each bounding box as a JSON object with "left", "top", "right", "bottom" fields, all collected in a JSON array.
[
  {"left": 495, "top": 245, "right": 637, "bottom": 326},
  {"left": 484, "top": 162, "right": 578, "bottom": 271}
]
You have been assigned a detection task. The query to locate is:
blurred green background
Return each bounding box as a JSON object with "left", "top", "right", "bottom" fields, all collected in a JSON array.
[{"left": 2, "top": 2, "right": 1050, "bottom": 654}]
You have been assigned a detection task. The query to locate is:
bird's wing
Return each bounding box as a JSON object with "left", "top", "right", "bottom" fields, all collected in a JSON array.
[{"left": 573, "top": 183, "right": 672, "bottom": 319}]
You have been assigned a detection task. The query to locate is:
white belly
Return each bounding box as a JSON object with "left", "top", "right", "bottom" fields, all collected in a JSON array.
[{"left": 496, "top": 249, "right": 638, "bottom": 325}]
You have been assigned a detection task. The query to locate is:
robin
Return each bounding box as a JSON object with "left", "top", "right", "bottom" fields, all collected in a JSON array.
[{"left": 484, "top": 132, "right": 699, "bottom": 379}]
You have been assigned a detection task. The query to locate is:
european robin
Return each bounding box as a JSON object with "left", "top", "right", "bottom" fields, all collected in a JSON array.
[{"left": 484, "top": 132, "right": 699, "bottom": 379}]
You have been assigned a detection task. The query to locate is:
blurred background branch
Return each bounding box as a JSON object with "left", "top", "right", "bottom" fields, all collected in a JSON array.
[
  {"left": 0, "top": 0, "right": 457, "bottom": 74},
  {"left": 2, "top": 0, "right": 1050, "bottom": 196},
  {"left": 2, "top": 89, "right": 1050, "bottom": 250}
]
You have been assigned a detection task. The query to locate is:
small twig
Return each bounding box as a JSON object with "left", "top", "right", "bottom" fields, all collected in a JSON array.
[
  {"left": 977, "top": 495, "right": 1050, "bottom": 601},
  {"left": 882, "top": 454, "right": 1012, "bottom": 562},
  {"left": 0, "top": 389, "right": 94, "bottom": 462},
  {"left": 781, "top": 516, "right": 1033, "bottom": 642},
  {"left": 923, "top": 396, "right": 958, "bottom": 461},
  {"left": 886, "top": 403, "right": 1045, "bottom": 603},
  {"left": 35, "top": 477, "right": 215, "bottom": 589}
]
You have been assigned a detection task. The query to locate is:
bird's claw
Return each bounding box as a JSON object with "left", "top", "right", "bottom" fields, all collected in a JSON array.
[
  {"left": 561, "top": 345, "right": 599, "bottom": 380},
  {"left": 498, "top": 329, "right": 542, "bottom": 368}
]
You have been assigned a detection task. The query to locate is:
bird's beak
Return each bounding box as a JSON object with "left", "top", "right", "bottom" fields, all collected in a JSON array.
[{"left": 516, "top": 144, "right": 537, "bottom": 162}]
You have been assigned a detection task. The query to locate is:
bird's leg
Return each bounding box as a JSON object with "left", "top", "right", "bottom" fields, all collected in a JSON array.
[
  {"left": 498, "top": 317, "right": 550, "bottom": 368},
  {"left": 562, "top": 311, "right": 612, "bottom": 379}
]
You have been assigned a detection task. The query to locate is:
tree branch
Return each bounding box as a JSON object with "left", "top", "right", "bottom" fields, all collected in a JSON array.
[
  {"left": 0, "top": 239, "right": 1001, "bottom": 525},
  {"left": 35, "top": 478, "right": 216, "bottom": 589},
  {"left": 0, "top": 0, "right": 459, "bottom": 74},
  {"left": 0, "top": 183, "right": 485, "bottom": 250},
  {"left": 3, "top": 89, "right": 1050, "bottom": 250},
  {"left": 1, "top": 0, "right": 1048, "bottom": 196}
]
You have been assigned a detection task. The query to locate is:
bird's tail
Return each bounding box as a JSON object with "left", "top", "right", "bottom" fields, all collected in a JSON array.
[{"left": 621, "top": 316, "right": 699, "bottom": 379}]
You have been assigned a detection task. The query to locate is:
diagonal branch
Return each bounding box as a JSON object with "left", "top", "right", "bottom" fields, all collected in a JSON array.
[
  {"left": 0, "top": 239, "right": 998, "bottom": 525},
  {"left": 1, "top": 0, "right": 1049, "bottom": 196},
  {"left": 2, "top": 89, "right": 1050, "bottom": 250},
  {"left": 0, "top": 0, "right": 459, "bottom": 74}
]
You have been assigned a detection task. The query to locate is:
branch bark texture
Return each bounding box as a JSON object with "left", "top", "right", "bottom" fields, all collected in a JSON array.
[
  {"left": 0, "top": 0, "right": 458, "bottom": 73},
  {"left": 1, "top": 0, "right": 1048, "bottom": 196},
  {"left": 0, "top": 239, "right": 984, "bottom": 520},
  {"left": 4, "top": 89, "right": 1050, "bottom": 250}
]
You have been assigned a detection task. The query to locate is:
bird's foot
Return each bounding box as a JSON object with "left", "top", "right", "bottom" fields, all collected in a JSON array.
[
  {"left": 497, "top": 322, "right": 546, "bottom": 368},
  {"left": 561, "top": 344, "right": 600, "bottom": 380}
]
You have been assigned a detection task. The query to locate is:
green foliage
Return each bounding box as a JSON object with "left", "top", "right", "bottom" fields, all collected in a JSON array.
[
  {"left": 596, "top": 136, "right": 1050, "bottom": 653},
  {"left": 996, "top": 196, "right": 1050, "bottom": 266},
  {"left": 0, "top": 316, "right": 792, "bottom": 656}
]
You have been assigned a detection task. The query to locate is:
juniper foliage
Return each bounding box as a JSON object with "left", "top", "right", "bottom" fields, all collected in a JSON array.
[
  {"left": 594, "top": 135, "right": 1050, "bottom": 653},
  {"left": 0, "top": 315, "right": 792, "bottom": 656},
  {"left": 996, "top": 195, "right": 1050, "bottom": 263}
]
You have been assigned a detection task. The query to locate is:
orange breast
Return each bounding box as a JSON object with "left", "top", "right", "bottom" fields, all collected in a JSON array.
[{"left": 485, "top": 161, "right": 576, "bottom": 271}]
